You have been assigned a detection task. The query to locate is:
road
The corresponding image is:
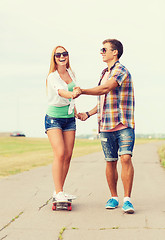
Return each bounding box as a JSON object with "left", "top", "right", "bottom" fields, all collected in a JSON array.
[{"left": 0, "top": 141, "right": 165, "bottom": 240}]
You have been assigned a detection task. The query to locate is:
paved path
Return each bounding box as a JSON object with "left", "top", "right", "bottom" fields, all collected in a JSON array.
[{"left": 0, "top": 141, "right": 165, "bottom": 240}]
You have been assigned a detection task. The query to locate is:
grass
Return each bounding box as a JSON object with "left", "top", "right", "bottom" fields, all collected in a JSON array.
[
  {"left": 0, "top": 137, "right": 164, "bottom": 177},
  {"left": 0, "top": 137, "right": 101, "bottom": 177},
  {"left": 158, "top": 145, "right": 165, "bottom": 168},
  {"left": 58, "top": 227, "right": 66, "bottom": 240}
]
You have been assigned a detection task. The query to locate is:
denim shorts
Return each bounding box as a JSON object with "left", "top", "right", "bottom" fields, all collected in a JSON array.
[
  {"left": 100, "top": 128, "right": 135, "bottom": 162},
  {"left": 45, "top": 115, "right": 76, "bottom": 133}
]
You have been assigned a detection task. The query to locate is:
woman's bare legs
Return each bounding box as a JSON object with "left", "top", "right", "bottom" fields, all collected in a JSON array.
[
  {"left": 47, "top": 129, "right": 75, "bottom": 194},
  {"left": 62, "top": 130, "right": 75, "bottom": 187}
]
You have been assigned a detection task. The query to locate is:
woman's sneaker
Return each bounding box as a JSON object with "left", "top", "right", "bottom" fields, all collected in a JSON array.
[
  {"left": 52, "top": 191, "right": 76, "bottom": 201},
  {"left": 54, "top": 191, "right": 68, "bottom": 202},
  {"left": 122, "top": 201, "right": 135, "bottom": 214},
  {"left": 106, "top": 198, "right": 119, "bottom": 209},
  {"left": 64, "top": 192, "right": 77, "bottom": 200}
]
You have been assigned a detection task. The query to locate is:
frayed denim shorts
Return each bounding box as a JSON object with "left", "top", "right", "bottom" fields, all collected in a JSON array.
[
  {"left": 100, "top": 128, "right": 135, "bottom": 162},
  {"left": 45, "top": 115, "right": 76, "bottom": 133}
]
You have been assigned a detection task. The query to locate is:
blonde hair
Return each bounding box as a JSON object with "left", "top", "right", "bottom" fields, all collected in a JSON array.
[{"left": 46, "top": 46, "right": 71, "bottom": 87}]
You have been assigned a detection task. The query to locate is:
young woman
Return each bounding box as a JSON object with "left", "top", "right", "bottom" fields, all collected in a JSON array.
[{"left": 45, "top": 46, "right": 77, "bottom": 202}]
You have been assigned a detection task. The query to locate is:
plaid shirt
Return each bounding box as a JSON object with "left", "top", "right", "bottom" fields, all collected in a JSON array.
[{"left": 97, "top": 61, "right": 135, "bottom": 132}]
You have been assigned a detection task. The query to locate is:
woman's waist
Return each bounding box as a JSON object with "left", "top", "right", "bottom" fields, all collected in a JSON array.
[{"left": 47, "top": 105, "right": 74, "bottom": 118}]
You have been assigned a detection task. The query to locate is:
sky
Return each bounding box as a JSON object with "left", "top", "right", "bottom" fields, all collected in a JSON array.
[{"left": 0, "top": 0, "right": 165, "bottom": 137}]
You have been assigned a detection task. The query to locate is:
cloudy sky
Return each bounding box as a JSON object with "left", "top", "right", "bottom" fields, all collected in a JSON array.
[{"left": 0, "top": 0, "right": 165, "bottom": 137}]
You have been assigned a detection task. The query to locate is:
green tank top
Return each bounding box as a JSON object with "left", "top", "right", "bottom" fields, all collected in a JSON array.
[{"left": 47, "top": 81, "right": 76, "bottom": 118}]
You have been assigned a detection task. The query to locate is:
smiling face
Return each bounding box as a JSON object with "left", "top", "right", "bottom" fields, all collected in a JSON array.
[
  {"left": 54, "top": 47, "right": 69, "bottom": 67},
  {"left": 100, "top": 42, "right": 116, "bottom": 63}
]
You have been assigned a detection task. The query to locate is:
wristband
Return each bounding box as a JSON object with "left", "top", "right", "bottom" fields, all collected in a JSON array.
[{"left": 86, "top": 112, "right": 90, "bottom": 118}]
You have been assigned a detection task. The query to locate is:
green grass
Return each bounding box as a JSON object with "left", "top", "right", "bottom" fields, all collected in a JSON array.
[
  {"left": 0, "top": 137, "right": 51, "bottom": 156},
  {"left": 158, "top": 145, "right": 165, "bottom": 168},
  {"left": 0, "top": 137, "right": 101, "bottom": 177},
  {"left": 0, "top": 137, "right": 164, "bottom": 177}
]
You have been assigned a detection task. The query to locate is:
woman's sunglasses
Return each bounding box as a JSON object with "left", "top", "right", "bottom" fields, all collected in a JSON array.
[{"left": 54, "top": 51, "right": 69, "bottom": 58}]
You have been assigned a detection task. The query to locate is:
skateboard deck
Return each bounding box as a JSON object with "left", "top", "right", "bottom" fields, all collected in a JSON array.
[{"left": 52, "top": 200, "right": 72, "bottom": 211}]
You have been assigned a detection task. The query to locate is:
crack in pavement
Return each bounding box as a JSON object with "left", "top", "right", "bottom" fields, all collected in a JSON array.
[
  {"left": 60, "top": 226, "right": 165, "bottom": 232},
  {"left": 56, "top": 226, "right": 165, "bottom": 240},
  {"left": 90, "top": 226, "right": 165, "bottom": 230},
  {"left": 58, "top": 227, "right": 66, "bottom": 240},
  {"left": 0, "top": 211, "right": 24, "bottom": 232},
  {"left": 0, "top": 197, "right": 52, "bottom": 233},
  {"left": 38, "top": 197, "right": 52, "bottom": 211},
  {"left": 0, "top": 235, "right": 7, "bottom": 240}
]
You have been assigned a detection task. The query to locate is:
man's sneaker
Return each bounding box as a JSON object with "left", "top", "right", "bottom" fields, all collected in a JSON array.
[
  {"left": 106, "top": 198, "right": 119, "bottom": 209},
  {"left": 64, "top": 193, "right": 77, "bottom": 200},
  {"left": 122, "top": 201, "right": 135, "bottom": 214},
  {"left": 54, "top": 191, "right": 68, "bottom": 202}
]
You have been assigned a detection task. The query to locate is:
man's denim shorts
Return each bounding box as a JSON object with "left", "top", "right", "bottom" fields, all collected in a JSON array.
[
  {"left": 45, "top": 115, "right": 76, "bottom": 133},
  {"left": 100, "top": 128, "right": 135, "bottom": 161}
]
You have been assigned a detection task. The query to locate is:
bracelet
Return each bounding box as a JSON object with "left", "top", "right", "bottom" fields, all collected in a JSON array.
[{"left": 86, "top": 112, "right": 90, "bottom": 118}]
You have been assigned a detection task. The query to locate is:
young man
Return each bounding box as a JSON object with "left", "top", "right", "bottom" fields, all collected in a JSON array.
[{"left": 74, "top": 39, "right": 135, "bottom": 213}]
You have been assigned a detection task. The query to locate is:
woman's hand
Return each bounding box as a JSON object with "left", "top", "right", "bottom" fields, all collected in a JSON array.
[
  {"left": 72, "top": 87, "right": 82, "bottom": 99},
  {"left": 77, "top": 112, "right": 88, "bottom": 121}
]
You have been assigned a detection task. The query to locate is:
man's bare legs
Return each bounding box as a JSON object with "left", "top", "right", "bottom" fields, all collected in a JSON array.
[
  {"left": 106, "top": 161, "right": 118, "bottom": 197},
  {"left": 106, "top": 155, "right": 134, "bottom": 198},
  {"left": 120, "top": 154, "right": 134, "bottom": 197}
]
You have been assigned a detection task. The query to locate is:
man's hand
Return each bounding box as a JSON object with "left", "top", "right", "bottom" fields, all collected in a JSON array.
[
  {"left": 72, "top": 86, "right": 82, "bottom": 99},
  {"left": 77, "top": 112, "right": 88, "bottom": 121}
]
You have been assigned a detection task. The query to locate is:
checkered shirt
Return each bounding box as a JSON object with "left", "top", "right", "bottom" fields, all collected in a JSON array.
[{"left": 97, "top": 61, "right": 135, "bottom": 132}]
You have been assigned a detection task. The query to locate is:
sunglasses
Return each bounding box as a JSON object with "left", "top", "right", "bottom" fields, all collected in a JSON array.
[
  {"left": 100, "top": 48, "right": 107, "bottom": 54},
  {"left": 100, "top": 48, "right": 114, "bottom": 54},
  {"left": 54, "top": 51, "right": 69, "bottom": 58}
]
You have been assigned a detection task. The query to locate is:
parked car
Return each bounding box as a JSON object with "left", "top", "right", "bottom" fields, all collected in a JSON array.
[{"left": 10, "top": 131, "right": 26, "bottom": 137}]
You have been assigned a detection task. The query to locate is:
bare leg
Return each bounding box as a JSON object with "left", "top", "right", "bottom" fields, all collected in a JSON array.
[
  {"left": 62, "top": 130, "right": 75, "bottom": 187},
  {"left": 120, "top": 154, "right": 134, "bottom": 197},
  {"left": 106, "top": 161, "right": 118, "bottom": 197},
  {"left": 47, "top": 129, "right": 65, "bottom": 194}
]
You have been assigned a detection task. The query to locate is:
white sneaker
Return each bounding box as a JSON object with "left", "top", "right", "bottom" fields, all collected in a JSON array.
[
  {"left": 64, "top": 192, "right": 77, "bottom": 200},
  {"left": 53, "top": 191, "right": 76, "bottom": 200},
  {"left": 55, "top": 191, "right": 68, "bottom": 202}
]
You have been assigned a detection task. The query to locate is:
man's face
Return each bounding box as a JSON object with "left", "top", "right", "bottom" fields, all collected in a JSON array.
[{"left": 100, "top": 43, "right": 115, "bottom": 63}]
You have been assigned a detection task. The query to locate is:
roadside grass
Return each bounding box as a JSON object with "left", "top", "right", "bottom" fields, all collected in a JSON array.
[
  {"left": 0, "top": 137, "right": 163, "bottom": 177},
  {"left": 0, "top": 137, "right": 102, "bottom": 177},
  {"left": 158, "top": 145, "right": 165, "bottom": 168}
]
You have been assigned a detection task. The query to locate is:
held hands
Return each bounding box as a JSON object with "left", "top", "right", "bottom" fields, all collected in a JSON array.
[
  {"left": 74, "top": 111, "right": 88, "bottom": 121},
  {"left": 72, "top": 86, "right": 82, "bottom": 99},
  {"left": 72, "top": 86, "right": 88, "bottom": 121},
  {"left": 77, "top": 112, "right": 89, "bottom": 121}
]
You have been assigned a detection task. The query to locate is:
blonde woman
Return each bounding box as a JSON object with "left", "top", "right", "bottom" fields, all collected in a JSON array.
[{"left": 45, "top": 46, "right": 78, "bottom": 202}]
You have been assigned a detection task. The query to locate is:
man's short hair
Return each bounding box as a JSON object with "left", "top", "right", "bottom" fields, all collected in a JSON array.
[{"left": 102, "top": 39, "right": 123, "bottom": 59}]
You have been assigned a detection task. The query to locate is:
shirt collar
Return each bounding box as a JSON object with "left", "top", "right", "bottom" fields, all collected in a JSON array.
[
  {"left": 103, "top": 60, "right": 120, "bottom": 73},
  {"left": 110, "top": 60, "right": 119, "bottom": 71}
]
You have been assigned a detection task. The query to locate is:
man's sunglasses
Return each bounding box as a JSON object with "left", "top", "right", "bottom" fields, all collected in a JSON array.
[
  {"left": 100, "top": 48, "right": 114, "bottom": 54},
  {"left": 54, "top": 51, "right": 69, "bottom": 58},
  {"left": 100, "top": 48, "right": 107, "bottom": 54}
]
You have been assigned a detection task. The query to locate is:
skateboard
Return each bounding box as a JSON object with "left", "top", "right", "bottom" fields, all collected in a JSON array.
[{"left": 52, "top": 200, "right": 72, "bottom": 211}]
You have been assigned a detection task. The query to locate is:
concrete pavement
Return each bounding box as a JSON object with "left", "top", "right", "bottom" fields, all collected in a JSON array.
[{"left": 0, "top": 141, "right": 165, "bottom": 240}]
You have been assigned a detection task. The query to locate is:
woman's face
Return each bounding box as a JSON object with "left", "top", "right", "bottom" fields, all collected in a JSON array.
[{"left": 54, "top": 47, "right": 69, "bottom": 67}]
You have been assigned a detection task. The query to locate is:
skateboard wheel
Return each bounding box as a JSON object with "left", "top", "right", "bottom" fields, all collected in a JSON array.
[
  {"left": 52, "top": 204, "right": 56, "bottom": 211},
  {"left": 68, "top": 205, "right": 72, "bottom": 211}
]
